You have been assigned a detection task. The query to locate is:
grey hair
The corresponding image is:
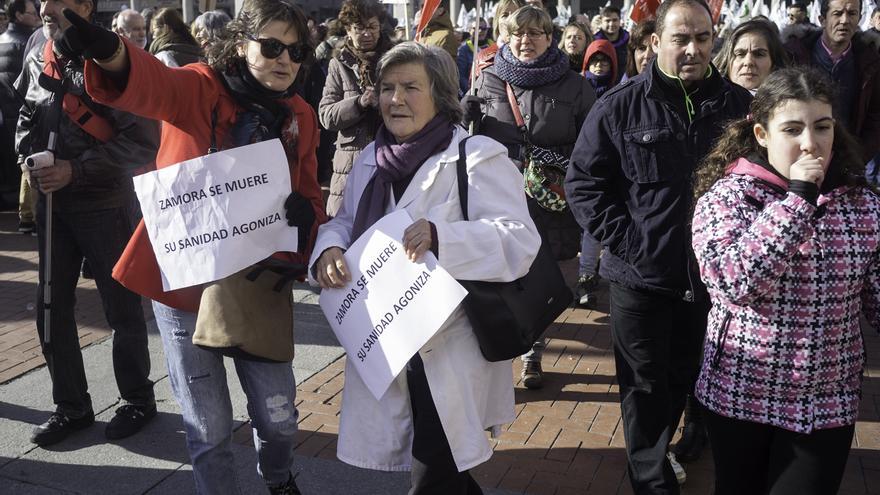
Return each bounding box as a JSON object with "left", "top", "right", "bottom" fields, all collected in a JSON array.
[
  {"left": 192, "top": 10, "right": 231, "bottom": 40},
  {"left": 376, "top": 42, "right": 463, "bottom": 124},
  {"left": 117, "top": 9, "right": 144, "bottom": 30}
]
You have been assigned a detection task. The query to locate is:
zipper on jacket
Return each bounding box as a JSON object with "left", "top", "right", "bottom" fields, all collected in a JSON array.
[{"left": 711, "top": 311, "right": 733, "bottom": 369}]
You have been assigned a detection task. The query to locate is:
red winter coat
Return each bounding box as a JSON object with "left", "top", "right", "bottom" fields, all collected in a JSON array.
[{"left": 85, "top": 39, "right": 327, "bottom": 312}]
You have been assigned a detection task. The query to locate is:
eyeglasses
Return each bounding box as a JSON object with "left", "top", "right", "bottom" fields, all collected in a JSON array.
[
  {"left": 352, "top": 23, "right": 381, "bottom": 34},
  {"left": 511, "top": 30, "right": 548, "bottom": 40},
  {"left": 246, "top": 35, "right": 312, "bottom": 63}
]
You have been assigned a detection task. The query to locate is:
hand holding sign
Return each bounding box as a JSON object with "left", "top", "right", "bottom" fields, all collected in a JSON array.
[
  {"left": 315, "top": 247, "right": 350, "bottom": 289},
  {"left": 401, "top": 218, "right": 435, "bottom": 262}
]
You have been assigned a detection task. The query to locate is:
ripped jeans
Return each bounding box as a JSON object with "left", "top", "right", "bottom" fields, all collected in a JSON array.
[{"left": 152, "top": 302, "right": 298, "bottom": 494}]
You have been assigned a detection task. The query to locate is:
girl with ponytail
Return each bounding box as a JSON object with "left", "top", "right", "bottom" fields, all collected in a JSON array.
[{"left": 691, "top": 66, "right": 878, "bottom": 495}]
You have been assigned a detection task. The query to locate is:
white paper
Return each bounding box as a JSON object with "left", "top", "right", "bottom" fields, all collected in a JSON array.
[
  {"left": 133, "top": 139, "right": 299, "bottom": 291},
  {"left": 319, "top": 209, "right": 468, "bottom": 400}
]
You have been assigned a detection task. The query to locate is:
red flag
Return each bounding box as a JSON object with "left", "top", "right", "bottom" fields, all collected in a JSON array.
[
  {"left": 707, "top": 0, "right": 724, "bottom": 23},
  {"left": 415, "top": 0, "right": 441, "bottom": 42},
  {"left": 630, "top": 0, "right": 660, "bottom": 22}
]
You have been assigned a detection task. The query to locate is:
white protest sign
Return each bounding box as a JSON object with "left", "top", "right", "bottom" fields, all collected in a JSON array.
[
  {"left": 133, "top": 139, "right": 298, "bottom": 291},
  {"left": 319, "top": 209, "right": 468, "bottom": 400}
]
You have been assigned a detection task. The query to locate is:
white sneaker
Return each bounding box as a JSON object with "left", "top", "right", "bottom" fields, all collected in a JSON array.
[{"left": 667, "top": 452, "right": 687, "bottom": 485}]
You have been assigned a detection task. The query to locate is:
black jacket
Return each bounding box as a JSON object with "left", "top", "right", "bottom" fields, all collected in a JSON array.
[
  {"left": 15, "top": 41, "right": 160, "bottom": 211},
  {"left": 0, "top": 22, "right": 34, "bottom": 116},
  {"left": 565, "top": 60, "right": 752, "bottom": 298},
  {"left": 472, "top": 64, "right": 596, "bottom": 163}
]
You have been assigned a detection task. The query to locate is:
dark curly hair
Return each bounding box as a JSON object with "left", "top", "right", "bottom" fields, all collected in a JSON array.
[
  {"left": 207, "top": 0, "right": 313, "bottom": 74},
  {"left": 693, "top": 66, "right": 866, "bottom": 204},
  {"left": 338, "top": 0, "right": 387, "bottom": 29}
]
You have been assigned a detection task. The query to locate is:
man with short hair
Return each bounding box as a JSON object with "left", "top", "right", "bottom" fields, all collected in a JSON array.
[
  {"left": 16, "top": 0, "right": 160, "bottom": 447},
  {"left": 594, "top": 6, "right": 628, "bottom": 83},
  {"left": 566, "top": 0, "right": 751, "bottom": 492},
  {"left": 0, "top": 0, "right": 40, "bottom": 212},
  {"left": 785, "top": 0, "right": 880, "bottom": 162},
  {"left": 787, "top": 2, "right": 815, "bottom": 26},
  {"left": 869, "top": 6, "right": 880, "bottom": 34},
  {"left": 114, "top": 9, "right": 147, "bottom": 50}
]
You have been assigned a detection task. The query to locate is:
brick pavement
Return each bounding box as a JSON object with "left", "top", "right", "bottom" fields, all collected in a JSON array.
[{"left": 3, "top": 209, "right": 879, "bottom": 494}]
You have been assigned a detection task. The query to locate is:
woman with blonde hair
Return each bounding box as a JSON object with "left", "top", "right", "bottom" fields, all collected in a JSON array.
[{"left": 464, "top": 6, "right": 596, "bottom": 388}]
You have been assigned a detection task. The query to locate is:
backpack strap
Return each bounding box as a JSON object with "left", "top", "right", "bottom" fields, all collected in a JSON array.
[{"left": 41, "top": 40, "right": 115, "bottom": 143}]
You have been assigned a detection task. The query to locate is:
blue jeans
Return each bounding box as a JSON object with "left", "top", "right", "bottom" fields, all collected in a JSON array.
[
  {"left": 152, "top": 302, "right": 299, "bottom": 493},
  {"left": 36, "top": 201, "right": 153, "bottom": 417}
]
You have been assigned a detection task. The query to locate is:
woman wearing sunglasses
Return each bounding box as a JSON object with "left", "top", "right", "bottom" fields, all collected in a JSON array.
[{"left": 59, "top": 1, "right": 326, "bottom": 493}]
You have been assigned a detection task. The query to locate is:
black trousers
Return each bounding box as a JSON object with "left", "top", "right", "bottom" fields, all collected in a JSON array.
[
  {"left": 36, "top": 201, "right": 154, "bottom": 416},
  {"left": 609, "top": 283, "right": 708, "bottom": 495},
  {"left": 705, "top": 410, "right": 854, "bottom": 495},
  {"left": 406, "top": 354, "right": 482, "bottom": 495}
]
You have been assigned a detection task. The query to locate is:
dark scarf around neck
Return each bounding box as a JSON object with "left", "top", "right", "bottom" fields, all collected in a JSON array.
[
  {"left": 350, "top": 115, "right": 455, "bottom": 241},
  {"left": 219, "top": 59, "right": 299, "bottom": 155},
  {"left": 494, "top": 44, "right": 570, "bottom": 88}
]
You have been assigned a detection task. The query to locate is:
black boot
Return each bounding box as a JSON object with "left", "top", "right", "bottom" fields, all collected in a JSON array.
[
  {"left": 673, "top": 394, "right": 707, "bottom": 462},
  {"left": 267, "top": 473, "right": 302, "bottom": 495}
]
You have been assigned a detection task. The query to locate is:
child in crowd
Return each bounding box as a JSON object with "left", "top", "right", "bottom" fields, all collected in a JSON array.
[
  {"left": 581, "top": 39, "right": 617, "bottom": 97},
  {"left": 691, "top": 67, "right": 879, "bottom": 495}
]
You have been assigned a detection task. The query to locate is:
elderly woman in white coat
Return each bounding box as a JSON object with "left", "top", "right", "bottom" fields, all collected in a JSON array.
[{"left": 309, "top": 42, "right": 541, "bottom": 494}]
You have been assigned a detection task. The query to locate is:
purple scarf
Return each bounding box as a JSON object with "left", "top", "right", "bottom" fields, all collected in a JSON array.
[{"left": 350, "top": 115, "right": 455, "bottom": 241}]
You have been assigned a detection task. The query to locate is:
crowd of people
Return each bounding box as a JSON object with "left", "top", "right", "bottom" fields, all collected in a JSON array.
[{"left": 1, "top": 0, "right": 880, "bottom": 494}]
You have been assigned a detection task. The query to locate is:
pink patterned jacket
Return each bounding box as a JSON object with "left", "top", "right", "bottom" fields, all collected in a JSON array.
[{"left": 692, "top": 157, "right": 880, "bottom": 433}]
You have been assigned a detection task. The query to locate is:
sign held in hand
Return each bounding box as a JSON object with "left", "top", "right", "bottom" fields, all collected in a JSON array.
[
  {"left": 134, "top": 139, "right": 299, "bottom": 291},
  {"left": 319, "top": 209, "right": 468, "bottom": 400}
]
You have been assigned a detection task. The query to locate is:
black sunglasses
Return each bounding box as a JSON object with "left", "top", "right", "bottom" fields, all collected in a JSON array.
[{"left": 246, "top": 35, "right": 311, "bottom": 63}]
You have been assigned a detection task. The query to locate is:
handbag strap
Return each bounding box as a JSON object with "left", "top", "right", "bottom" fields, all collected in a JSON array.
[
  {"left": 456, "top": 136, "right": 475, "bottom": 221},
  {"left": 505, "top": 83, "right": 529, "bottom": 131}
]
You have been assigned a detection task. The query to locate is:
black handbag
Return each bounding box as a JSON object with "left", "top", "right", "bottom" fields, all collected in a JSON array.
[{"left": 455, "top": 137, "right": 573, "bottom": 362}]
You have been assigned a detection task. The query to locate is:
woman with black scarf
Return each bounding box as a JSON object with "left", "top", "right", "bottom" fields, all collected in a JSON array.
[
  {"left": 61, "top": 0, "right": 326, "bottom": 492},
  {"left": 319, "top": 0, "right": 394, "bottom": 217},
  {"left": 463, "top": 5, "right": 596, "bottom": 390}
]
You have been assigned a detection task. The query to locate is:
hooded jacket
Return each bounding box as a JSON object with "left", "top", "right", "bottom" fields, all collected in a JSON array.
[
  {"left": 692, "top": 157, "right": 880, "bottom": 433},
  {"left": 565, "top": 59, "right": 752, "bottom": 299},
  {"left": 785, "top": 27, "right": 880, "bottom": 161},
  {"left": 582, "top": 39, "right": 618, "bottom": 97},
  {"left": 420, "top": 14, "right": 458, "bottom": 59}
]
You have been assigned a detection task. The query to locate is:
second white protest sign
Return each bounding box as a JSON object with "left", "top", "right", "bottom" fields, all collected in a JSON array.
[{"left": 319, "top": 209, "right": 468, "bottom": 400}]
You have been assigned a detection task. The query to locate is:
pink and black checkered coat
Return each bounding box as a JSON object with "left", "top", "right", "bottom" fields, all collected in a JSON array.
[{"left": 692, "top": 157, "right": 880, "bottom": 433}]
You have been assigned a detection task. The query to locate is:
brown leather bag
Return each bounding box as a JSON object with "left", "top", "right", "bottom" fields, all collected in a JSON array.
[{"left": 193, "top": 268, "right": 295, "bottom": 362}]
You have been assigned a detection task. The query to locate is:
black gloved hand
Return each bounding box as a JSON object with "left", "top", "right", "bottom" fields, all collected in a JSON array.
[
  {"left": 460, "top": 95, "right": 484, "bottom": 125},
  {"left": 245, "top": 258, "right": 309, "bottom": 292},
  {"left": 57, "top": 8, "right": 120, "bottom": 60},
  {"left": 284, "top": 190, "right": 316, "bottom": 250}
]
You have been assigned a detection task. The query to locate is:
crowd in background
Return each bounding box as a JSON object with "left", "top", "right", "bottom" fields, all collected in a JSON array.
[{"left": 1, "top": 0, "right": 880, "bottom": 494}]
